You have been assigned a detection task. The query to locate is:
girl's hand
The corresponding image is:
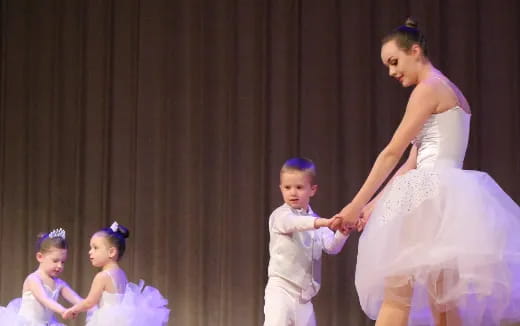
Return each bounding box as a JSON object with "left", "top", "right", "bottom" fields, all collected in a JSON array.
[{"left": 62, "top": 308, "right": 77, "bottom": 320}]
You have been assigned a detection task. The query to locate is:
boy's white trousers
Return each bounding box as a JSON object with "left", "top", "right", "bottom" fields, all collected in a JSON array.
[{"left": 263, "top": 277, "right": 316, "bottom": 326}]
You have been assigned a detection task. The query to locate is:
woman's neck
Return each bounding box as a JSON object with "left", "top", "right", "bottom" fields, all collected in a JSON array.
[{"left": 416, "top": 61, "right": 434, "bottom": 83}]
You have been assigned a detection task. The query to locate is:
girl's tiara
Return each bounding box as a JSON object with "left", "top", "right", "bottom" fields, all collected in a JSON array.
[{"left": 48, "top": 228, "right": 66, "bottom": 239}]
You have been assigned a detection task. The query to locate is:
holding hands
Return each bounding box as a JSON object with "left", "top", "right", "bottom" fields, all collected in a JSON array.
[
  {"left": 329, "top": 201, "right": 375, "bottom": 233},
  {"left": 314, "top": 201, "right": 376, "bottom": 234},
  {"left": 62, "top": 307, "right": 78, "bottom": 320},
  {"left": 314, "top": 216, "right": 353, "bottom": 235}
]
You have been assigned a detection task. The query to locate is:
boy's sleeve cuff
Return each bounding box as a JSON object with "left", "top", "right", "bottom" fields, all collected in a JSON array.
[{"left": 334, "top": 230, "right": 350, "bottom": 241}]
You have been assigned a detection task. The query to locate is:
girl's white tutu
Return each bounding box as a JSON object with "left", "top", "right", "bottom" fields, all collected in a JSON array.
[
  {"left": 86, "top": 280, "right": 170, "bottom": 326},
  {"left": 356, "top": 168, "right": 520, "bottom": 325},
  {"left": 0, "top": 298, "right": 64, "bottom": 326}
]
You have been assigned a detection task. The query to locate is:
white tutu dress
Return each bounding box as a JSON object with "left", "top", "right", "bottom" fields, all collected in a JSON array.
[
  {"left": 86, "top": 270, "right": 169, "bottom": 326},
  {"left": 356, "top": 107, "right": 520, "bottom": 325},
  {"left": 0, "top": 280, "right": 65, "bottom": 325}
]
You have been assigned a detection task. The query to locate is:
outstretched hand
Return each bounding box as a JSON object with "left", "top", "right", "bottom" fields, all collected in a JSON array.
[
  {"left": 315, "top": 217, "right": 354, "bottom": 235},
  {"left": 62, "top": 308, "right": 78, "bottom": 320}
]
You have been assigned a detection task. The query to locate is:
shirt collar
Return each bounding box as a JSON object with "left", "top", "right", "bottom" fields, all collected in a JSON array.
[{"left": 286, "top": 203, "right": 315, "bottom": 216}]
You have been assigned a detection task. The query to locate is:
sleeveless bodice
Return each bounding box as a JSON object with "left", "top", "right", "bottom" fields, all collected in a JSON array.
[
  {"left": 98, "top": 269, "right": 127, "bottom": 308},
  {"left": 414, "top": 107, "right": 471, "bottom": 169},
  {"left": 18, "top": 282, "right": 62, "bottom": 323},
  {"left": 98, "top": 291, "right": 124, "bottom": 308}
]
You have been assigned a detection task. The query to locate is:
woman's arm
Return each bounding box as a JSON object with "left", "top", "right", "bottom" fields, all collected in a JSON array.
[
  {"left": 335, "top": 83, "right": 437, "bottom": 228},
  {"left": 357, "top": 144, "right": 417, "bottom": 231}
]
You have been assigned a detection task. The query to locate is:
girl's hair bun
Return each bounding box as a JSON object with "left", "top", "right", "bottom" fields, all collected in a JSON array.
[
  {"left": 116, "top": 224, "right": 130, "bottom": 239},
  {"left": 98, "top": 222, "right": 130, "bottom": 260}
]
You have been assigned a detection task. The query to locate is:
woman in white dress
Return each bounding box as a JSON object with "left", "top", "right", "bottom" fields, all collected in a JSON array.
[{"left": 332, "top": 18, "right": 520, "bottom": 326}]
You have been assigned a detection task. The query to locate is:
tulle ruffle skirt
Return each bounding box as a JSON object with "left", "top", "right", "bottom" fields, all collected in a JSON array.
[
  {"left": 86, "top": 280, "right": 170, "bottom": 326},
  {"left": 0, "top": 298, "right": 64, "bottom": 326},
  {"left": 356, "top": 168, "right": 520, "bottom": 325}
]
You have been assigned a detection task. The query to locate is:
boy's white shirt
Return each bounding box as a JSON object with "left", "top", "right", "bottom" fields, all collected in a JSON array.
[{"left": 267, "top": 203, "right": 349, "bottom": 300}]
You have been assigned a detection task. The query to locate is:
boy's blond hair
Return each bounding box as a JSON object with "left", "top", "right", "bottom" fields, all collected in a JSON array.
[{"left": 280, "top": 157, "right": 317, "bottom": 184}]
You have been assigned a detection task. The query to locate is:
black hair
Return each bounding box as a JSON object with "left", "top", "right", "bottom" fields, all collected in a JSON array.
[{"left": 97, "top": 223, "right": 130, "bottom": 261}]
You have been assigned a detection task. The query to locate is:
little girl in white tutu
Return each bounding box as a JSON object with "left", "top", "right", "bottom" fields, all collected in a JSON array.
[
  {"left": 62, "top": 221, "right": 169, "bottom": 325},
  {"left": 0, "top": 228, "right": 83, "bottom": 325},
  {"left": 332, "top": 18, "right": 520, "bottom": 326}
]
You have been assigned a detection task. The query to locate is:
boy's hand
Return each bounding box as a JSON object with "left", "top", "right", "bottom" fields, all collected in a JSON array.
[
  {"left": 339, "top": 225, "right": 353, "bottom": 236},
  {"left": 330, "top": 216, "right": 342, "bottom": 231}
]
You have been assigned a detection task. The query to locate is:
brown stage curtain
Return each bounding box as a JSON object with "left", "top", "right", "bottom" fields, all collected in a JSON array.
[{"left": 0, "top": 1, "right": 518, "bottom": 325}]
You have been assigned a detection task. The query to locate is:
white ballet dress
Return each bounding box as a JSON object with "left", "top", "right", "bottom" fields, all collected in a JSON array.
[
  {"left": 356, "top": 107, "right": 520, "bottom": 325},
  {"left": 0, "top": 280, "right": 65, "bottom": 325},
  {"left": 86, "top": 270, "right": 169, "bottom": 326}
]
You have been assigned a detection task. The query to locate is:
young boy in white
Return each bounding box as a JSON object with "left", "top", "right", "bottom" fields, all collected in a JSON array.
[{"left": 264, "top": 158, "right": 350, "bottom": 326}]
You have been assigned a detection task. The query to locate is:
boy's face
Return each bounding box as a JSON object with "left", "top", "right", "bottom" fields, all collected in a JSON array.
[{"left": 279, "top": 171, "right": 317, "bottom": 210}]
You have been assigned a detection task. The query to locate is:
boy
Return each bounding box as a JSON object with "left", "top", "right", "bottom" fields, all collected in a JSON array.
[{"left": 264, "top": 157, "right": 350, "bottom": 326}]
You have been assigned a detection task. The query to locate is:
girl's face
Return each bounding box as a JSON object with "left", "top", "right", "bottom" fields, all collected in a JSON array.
[
  {"left": 37, "top": 248, "right": 67, "bottom": 278},
  {"left": 381, "top": 39, "right": 421, "bottom": 87},
  {"left": 88, "top": 233, "right": 116, "bottom": 267}
]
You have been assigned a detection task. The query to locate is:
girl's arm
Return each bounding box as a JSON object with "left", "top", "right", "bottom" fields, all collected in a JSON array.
[
  {"left": 335, "top": 82, "right": 437, "bottom": 228},
  {"left": 62, "top": 272, "right": 107, "bottom": 318},
  {"left": 59, "top": 280, "right": 83, "bottom": 305},
  {"left": 25, "top": 275, "right": 67, "bottom": 315}
]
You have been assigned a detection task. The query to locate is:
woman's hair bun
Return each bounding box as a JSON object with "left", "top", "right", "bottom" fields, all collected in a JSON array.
[{"left": 404, "top": 17, "right": 418, "bottom": 29}]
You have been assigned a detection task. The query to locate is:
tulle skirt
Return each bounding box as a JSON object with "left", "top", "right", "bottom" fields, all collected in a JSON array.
[
  {"left": 356, "top": 168, "right": 520, "bottom": 325},
  {"left": 0, "top": 298, "right": 64, "bottom": 326},
  {"left": 86, "top": 280, "right": 170, "bottom": 326}
]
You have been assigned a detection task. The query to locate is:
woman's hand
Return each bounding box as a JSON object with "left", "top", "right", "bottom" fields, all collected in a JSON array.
[
  {"left": 332, "top": 202, "right": 363, "bottom": 231},
  {"left": 357, "top": 202, "right": 375, "bottom": 232}
]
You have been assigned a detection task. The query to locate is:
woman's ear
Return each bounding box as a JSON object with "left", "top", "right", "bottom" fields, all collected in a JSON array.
[{"left": 410, "top": 43, "right": 423, "bottom": 57}]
